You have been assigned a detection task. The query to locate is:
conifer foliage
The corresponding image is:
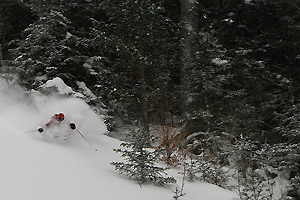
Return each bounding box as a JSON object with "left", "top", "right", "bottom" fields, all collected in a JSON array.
[
  {"left": 185, "top": 132, "right": 228, "bottom": 188},
  {"left": 10, "top": 10, "right": 72, "bottom": 87},
  {"left": 111, "top": 127, "right": 176, "bottom": 186},
  {"left": 185, "top": 154, "right": 227, "bottom": 188},
  {"left": 230, "top": 135, "right": 276, "bottom": 200},
  {"left": 92, "top": 0, "right": 179, "bottom": 129}
]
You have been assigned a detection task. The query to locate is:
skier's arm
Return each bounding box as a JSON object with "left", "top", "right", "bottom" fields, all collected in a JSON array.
[
  {"left": 38, "top": 116, "right": 55, "bottom": 133},
  {"left": 37, "top": 121, "right": 51, "bottom": 133},
  {"left": 45, "top": 117, "right": 55, "bottom": 127}
]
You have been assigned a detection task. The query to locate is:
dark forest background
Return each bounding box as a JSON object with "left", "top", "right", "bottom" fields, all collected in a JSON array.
[{"left": 1, "top": 0, "right": 300, "bottom": 198}]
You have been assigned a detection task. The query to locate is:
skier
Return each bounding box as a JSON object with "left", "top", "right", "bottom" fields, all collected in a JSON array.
[
  {"left": 35, "top": 113, "right": 97, "bottom": 150},
  {"left": 38, "top": 113, "right": 76, "bottom": 133}
]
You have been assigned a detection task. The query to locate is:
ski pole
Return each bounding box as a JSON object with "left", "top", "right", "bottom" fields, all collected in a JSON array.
[
  {"left": 24, "top": 130, "right": 39, "bottom": 133},
  {"left": 75, "top": 129, "right": 98, "bottom": 151}
]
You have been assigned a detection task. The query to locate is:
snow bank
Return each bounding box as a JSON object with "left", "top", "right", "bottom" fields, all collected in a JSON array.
[{"left": 40, "top": 77, "right": 73, "bottom": 95}]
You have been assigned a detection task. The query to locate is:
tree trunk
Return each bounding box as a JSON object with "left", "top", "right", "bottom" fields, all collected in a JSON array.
[
  {"left": 138, "top": 55, "right": 150, "bottom": 132},
  {"left": 0, "top": 45, "right": 3, "bottom": 69},
  {"left": 136, "top": 9, "right": 149, "bottom": 132},
  {"left": 180, "top": 0, "right": 199, "bottom": 119}
]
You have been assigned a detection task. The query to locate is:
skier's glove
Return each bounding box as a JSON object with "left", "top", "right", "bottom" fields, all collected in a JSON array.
[
  {"left": 69, "top": 123, "right": 76, "bottom": 130},
  {"left": 38, "top": 127, "right": 43, "bottom": 133}
]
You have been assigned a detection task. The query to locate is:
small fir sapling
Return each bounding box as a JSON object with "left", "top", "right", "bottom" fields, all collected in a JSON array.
[
  {"left": 185, "top": 151, "right": 228, "bottom": 188},
  {"left": 185, "top": 132, "right": 228, "bottom": 188},
  {"left": 231, "top": 135, "right": 277, "bottom": 200},
  {"left": 111, "top": 127, "right": 176, "bottom": 186}
]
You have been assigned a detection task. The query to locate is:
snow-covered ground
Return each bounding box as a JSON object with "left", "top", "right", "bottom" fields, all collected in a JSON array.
[{"left": 0, "top": 77, "right": 237, "bottom": 200}]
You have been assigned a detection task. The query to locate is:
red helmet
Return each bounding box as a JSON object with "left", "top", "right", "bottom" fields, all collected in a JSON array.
[{"left": 55, "top": 113, "right": 65, "bottom": 121}]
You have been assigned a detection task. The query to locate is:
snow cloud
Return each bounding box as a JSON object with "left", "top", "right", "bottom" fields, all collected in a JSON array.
[{"left": 0, "top": 77, "right": 106, "bottom": 137}]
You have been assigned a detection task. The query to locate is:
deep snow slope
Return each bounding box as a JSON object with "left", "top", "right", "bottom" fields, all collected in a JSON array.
[{"left": 0, "top": 78, "right": 237, "bottom": 200}]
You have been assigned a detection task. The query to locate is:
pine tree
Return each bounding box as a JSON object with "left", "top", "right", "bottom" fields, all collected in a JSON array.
[
  {"left": 180, "top": 0, "right": 199, "bottom": 119},
  {"left": 231, "top": 135, "right": 258, "bottom": 177},
  {"left": 8, "top": 1, "right": 101, "bottom": 95},
  {"left": 235, "top": 168, "right": 270, "bottom": 200},
  {"left": 0, "top": 1, "right": 35, "bottom": 74},
  {"left": 185, "top": 132, "right": 228, "bottom": 188},
  {"left": 91, "top": 0, "right": 179, "bottom": 129},
  {"left": 111, "top": 127, "right": 176, "bottom": 186},
  {"left": 259, "top": 104, "right": 300, "bottom": 199},
  {"left": 10, "top": 9, "right": 73, "bottom": 88},
  {"left": 185, "top": 153, "right": 228, "bottom": 188},
  {"left": 230, "top": 136, "right": 275, "bottom": 200},
  {"left": 211, "top": 0, "right": 300, "bottom": 142}
]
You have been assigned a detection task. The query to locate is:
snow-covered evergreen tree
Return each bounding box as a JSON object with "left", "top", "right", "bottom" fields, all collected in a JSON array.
[
  {"left": 231, "top": 136, "right": 277, "bottom": 200},
  {"left": 10, "top": 9, "right": 73, "bottom": 87},
  {"left": 91, "top": 0, "right": 179, "bottom": 129},
  {"left": 231, "top": 134, "right": 258, "bottom": 177},
  {"left": 111, "top": 127, "right": 176, "bottom": 186},
  {"left": 235, "top": 168, "right": 271, "bottom": 200},
  {"left": 185, "top": 132, "right": 228, "bottom": 188},
  {"left": 185, "top": 154, "right": 228, "bottom": 188}
]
